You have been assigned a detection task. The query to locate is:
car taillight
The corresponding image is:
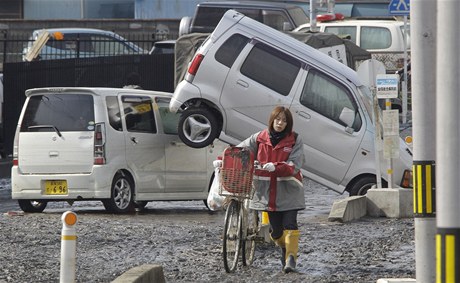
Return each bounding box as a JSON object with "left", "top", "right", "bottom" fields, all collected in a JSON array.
[
  {"left": 94, "top": 123, "right": 106, "bottom": 165},
  {"left": 188, "top": 53, "right": 204, "bottom": 76},
  {"left": 12, "top": 126, "right": 20, "bottom": 166},
  {"left": 400, "top": 169, "right": 413, "bottom": 188}
]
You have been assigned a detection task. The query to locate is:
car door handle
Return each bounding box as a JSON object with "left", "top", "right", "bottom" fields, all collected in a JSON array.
[
  {"left": 236, "top": 79, "right": 249, "bottom": 88},
  {"left": 131, "top": 137, "right": 138, "bottom": 144},
  {"left": 296, "top": 110, "right": 311, "bottom": 120}
]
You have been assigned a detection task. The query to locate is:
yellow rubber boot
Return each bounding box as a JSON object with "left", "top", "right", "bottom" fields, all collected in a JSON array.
[
  {"left": 284, "top": 230, "right": 300, "bottom": 273},
  {"left": 270, "top": 230, "right": 288, "bottom": 267}
]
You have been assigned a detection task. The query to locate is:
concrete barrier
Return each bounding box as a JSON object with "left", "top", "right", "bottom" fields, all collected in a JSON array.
[
  {"left": 366, "top": 188, "right": 413, "bottom": 218},
  {"left": 112, "top": 264, "right": 165, "bottom": 283},
  {"left": 328, "top": 196, "right": 367, "bottom": 222}
]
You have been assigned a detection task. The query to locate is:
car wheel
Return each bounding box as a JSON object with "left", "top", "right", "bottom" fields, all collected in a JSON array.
[
  {"left": 178, "top": 107, "right": 219, "bottom": 148},
  {"left": 18, "top": 200, "right": 47, "bottom": 213},
  {"left": 348, "top": 176, "right": 376, "bottom": 196},
  {"left": 103, "top": 173, "right": 135, "bottom": 213}
]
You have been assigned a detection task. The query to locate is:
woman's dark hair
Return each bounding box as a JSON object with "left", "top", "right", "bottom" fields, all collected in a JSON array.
[{"left": 268, "top": 106, "right": 293, "bottom": 134}]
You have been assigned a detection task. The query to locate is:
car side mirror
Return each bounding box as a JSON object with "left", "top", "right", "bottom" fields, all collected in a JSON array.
[
  {"left": 339, "top": 107, "right": 355, "bottom": 133},
  {"left": 283, "top": 22, "right": 293, "bottom": 31}
]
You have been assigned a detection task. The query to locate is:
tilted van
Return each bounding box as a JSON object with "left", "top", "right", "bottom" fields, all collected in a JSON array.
[{"left": 169, "top": 10, "right": 413, "bottom": 195}]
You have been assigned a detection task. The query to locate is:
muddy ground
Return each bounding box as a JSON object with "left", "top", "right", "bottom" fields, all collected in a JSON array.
[{"left": 0, "top": 178, "right": 415, "bottom": 283}]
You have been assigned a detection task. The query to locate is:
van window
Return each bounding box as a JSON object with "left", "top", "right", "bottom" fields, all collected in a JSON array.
[
  {"left": 192, "top": 7, "right": 229, "bottom": 33},
  {"left": 300, "top": 69, "right": 361, "bottom": 130},
  {"left": 20, "top": 94, "right": 95, "bottom": 132},
  {"left": 360, "top": 27, "right": 391, "bottom": 50},
  {"left": 122, "top": 96, "right": 157, "bottom": 133},
  {"left": 106, "top": 96, "right": 122, "bottom": 131},
  {"left": 215, "top": 34, "right": 249, "bottom": 68},
  {"left": 261, "top": 10, "right": 291, "bottom": 30},
  {"left": 155, "top": 97, "right": 180, "bottom": 135},
  {"left": 240, "top": 43, "right": 301, "bottom": 96},
  {"left": 324, "top": 26, "right": 357, "bottom": 45}
]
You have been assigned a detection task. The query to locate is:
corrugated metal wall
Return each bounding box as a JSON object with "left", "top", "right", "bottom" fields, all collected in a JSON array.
[
  {"left": 24, "top": 0, "right": 134, "bottom": 19},
  {"left": 135, "top": 0, "right": 199, "bottom": 19}
]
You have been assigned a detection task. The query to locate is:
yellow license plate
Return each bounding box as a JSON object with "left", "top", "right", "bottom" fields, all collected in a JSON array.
[{"left": 45, "top": 180, "right": 68, "bottom": 195}]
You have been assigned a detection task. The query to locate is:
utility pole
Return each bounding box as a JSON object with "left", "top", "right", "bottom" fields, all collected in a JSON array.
[
  {"left": 411, "top": 0, "right": 436, "bottom": 282},
  {"left": 436, "top": 1, "right": 460, "bottom": 282}
]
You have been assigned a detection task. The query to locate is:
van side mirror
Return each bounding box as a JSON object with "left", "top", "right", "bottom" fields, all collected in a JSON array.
[
  {"left": 283, "top": 22, "right": 293, "bottom": 31},
  {"left": 339, "top": 107, "right": 355, "bottom": 132}
]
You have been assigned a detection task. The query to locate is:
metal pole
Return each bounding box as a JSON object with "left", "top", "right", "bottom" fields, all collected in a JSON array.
[
  {"left": 436, "top": 0, "right": 460, "bottom": 282},
  {"left": 402, "top": 15, "right": 408, "bottom": 125},
  {"left": 411, "top": 0, "right": 437, "bottom": 282},
  {"left": 80, "top": 0, "right": 84, "bottom": 19},
  {"left": 309, "top": 0, "right": 317, "bottom": 32}
]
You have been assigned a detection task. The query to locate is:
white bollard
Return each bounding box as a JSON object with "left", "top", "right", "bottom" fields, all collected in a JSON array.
[{"left": 60, "top": 211, "right": 77, "bottom": 283}]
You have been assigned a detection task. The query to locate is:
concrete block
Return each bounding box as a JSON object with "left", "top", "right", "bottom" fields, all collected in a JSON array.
[
  {"left": 112, "top": 264, "right": 165, "bottom": 283},
  {"left": 376, "top": 279, "right": 416, "bottom": 283},
  {"left": 328, "top": 196, "right": 367, "bottom": 223},
  {"left": 366, "top": 188, "right": 413, "bottom": 218}
]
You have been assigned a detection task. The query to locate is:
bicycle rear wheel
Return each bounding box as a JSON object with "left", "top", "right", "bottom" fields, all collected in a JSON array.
[
  {"left": 222, "top": 200, "right": 241, "bottom": 273},
  {"left": 242, "top": 208, "right": 258, "bottom": 266}
]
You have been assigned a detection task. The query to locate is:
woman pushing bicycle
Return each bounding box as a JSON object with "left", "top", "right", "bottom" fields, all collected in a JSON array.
[{"left": 219, "top": 105, "right": 306, "bottom": 273}]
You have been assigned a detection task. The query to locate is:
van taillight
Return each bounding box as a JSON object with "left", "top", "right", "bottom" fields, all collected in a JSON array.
[
  {"left": 188, "top": 54, "right": 204, "bottom": 76},
  {"left": 94, "top": 123, "right": 106, "bottom": 165}
]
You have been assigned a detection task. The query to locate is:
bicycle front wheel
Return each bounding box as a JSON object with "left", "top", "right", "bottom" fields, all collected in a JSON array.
[
  {"left": 222, "top": 200, "right": 241, "bottom": 273},
  {"left": 242, "top": 208, "right": 258, "bottom": 266}
]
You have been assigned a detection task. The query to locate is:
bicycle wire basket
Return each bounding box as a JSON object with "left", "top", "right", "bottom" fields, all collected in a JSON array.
[{"left": 219, "top": 146, "right": 255, "bottom": 199}]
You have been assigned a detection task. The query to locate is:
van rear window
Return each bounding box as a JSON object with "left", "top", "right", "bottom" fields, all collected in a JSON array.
[
  {"left": 20, "top": 94, "right": 95, "bottom": 132},
  {"left": 215, "top": 34, "right": 249, "bottom": 68}
]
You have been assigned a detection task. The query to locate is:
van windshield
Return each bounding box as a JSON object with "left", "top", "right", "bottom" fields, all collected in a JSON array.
[{"left": 20, "top": 93, "right": 95, "bottom": 132}]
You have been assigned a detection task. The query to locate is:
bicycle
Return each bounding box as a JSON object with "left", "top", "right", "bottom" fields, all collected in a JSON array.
[{"left": 218, "top": 146, "right": 263, "bottom": 273}]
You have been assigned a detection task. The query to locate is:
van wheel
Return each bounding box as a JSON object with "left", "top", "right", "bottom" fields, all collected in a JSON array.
[
  {"left": 18, "top": 200, "right": 47, "bottom": 213},
  {"left": 103, "top": 174, "right": 135, "bottom": 213},
  {"left": 178, "top": 107, "right": 219, "bottom": 148},
  {"left": 348, "top": 176, "right": 376, "bottom": 196}
]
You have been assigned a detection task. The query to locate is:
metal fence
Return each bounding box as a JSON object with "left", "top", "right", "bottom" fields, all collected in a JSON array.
[{"left": 0, "top": 31, "right": 161, "bottom": 66}]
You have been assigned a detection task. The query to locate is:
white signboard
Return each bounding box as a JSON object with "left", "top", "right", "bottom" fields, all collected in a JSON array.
[
  {"left": 376, "top": 74, "right": 399, "bottom": 99},
  {"left": 383, "top": 110, "right": 400, "bottom": 136},
  {"left": 382, "top": 109, "right": 400, "bottom": 159},
  {"left": 384, "top": 135, "right": 400, "bottom": 159},
  {"left": 318, "top": 44, "right": 348, "bottom": 67}
]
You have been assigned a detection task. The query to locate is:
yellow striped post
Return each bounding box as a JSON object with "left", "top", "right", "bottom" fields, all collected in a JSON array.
[
  {"left": 437, "top": 229, "right": 460, "bottom": 283},
  {"left": 412, "top": 161, "right": 436, "bottom": 216},
  {"left": 60, "top": 211, "right": 77, "bottom": 283}
]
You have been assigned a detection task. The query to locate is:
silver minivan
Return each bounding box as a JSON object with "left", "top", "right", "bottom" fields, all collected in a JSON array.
[
  {"left": 169, "top": 10, "right": 413, "bottom": 196},
  {"left": 12, "top": 87, "right": 225, "bottom": 213}
]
